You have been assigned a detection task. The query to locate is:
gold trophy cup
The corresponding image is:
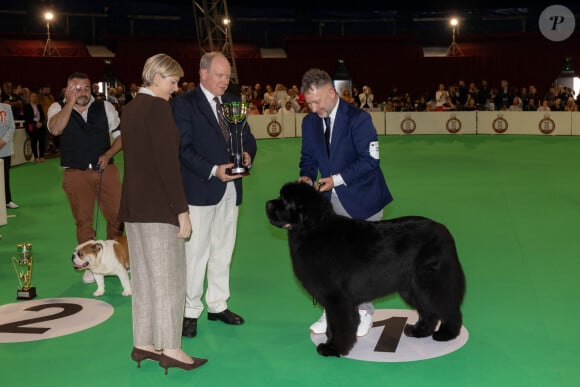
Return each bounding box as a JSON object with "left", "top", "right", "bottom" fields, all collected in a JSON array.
[
  {"left": 218, "top": 101, "right": 250, "bottom": 176},
  {"left": 12, "top": 243, "right": 37, "bottom": 300}
]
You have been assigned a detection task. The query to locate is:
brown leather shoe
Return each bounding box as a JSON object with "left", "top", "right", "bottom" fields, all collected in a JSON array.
[
  {"left": 207, "top": 309, "right": 244, "bottom": 325},
  {"left": 131, "top": 347, "right": 161, "bottom": 368},
  {"left": 182, "top": 317, "right": 198, "bottom": 337},
  {"left": 159, "top": 353, "right": 208, "bottom": 375}
]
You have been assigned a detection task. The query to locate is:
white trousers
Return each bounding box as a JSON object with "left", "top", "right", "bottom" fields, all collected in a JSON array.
[{"left": 184, "top": 182, "right": 238, "bottom": 318}]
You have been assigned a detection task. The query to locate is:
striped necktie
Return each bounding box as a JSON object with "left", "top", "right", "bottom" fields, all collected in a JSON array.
[{"left": 214, "top": 96, "right": 230, "bottom": 141}]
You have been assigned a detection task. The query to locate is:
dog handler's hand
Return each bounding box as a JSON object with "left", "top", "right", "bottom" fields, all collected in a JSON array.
[
  {"left": 177, "top": 212, "right": 192, "bottom": 239},
  {"left": 317, "top": 177, "right": 334, "bottom": 192},
  {"left": 298, "top": 176, "right": 313, "bottom": 185},
  {"left": 97, "top": 154, "right": 110, "bottom": 170}
]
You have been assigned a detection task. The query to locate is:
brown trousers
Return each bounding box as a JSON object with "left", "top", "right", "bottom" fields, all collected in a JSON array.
[{"left": 62, "top": 165, "right": 123, "bottom": 243}]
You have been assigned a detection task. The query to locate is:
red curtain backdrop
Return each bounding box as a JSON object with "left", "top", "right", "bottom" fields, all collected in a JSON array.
[{"left": 1, "top": 32, "right": 579, "bottom": 100}]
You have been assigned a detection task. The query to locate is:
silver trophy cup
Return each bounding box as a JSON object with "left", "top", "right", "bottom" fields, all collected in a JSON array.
[{"left": 218, "top": 101, "right": 250, "bottom": 176}]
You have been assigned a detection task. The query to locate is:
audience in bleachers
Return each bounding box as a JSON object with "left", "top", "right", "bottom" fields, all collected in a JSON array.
[
  {"left": 565, "top": 97, "right": 578, "bottom": 112},
  {"left": 523, "top": 98, "right": 537, "bottom": 111},
  {"left": 552, "top": 98, "right": 564, "bottom": 111},
  {"left": 359, "top": 85, "right": 374, "bottom": 110},
  {"left": 537, "top": 100, "right": 551, "bottom": 112},
  {"left": 508, "top": 97, "right": 523, "bottom": 111},
  {"left": 37, "top": 84, "right": 55, "bottom": 117},
  {"left": 464, "top": 97, "right": 478, "bottom": 111},
  {"left": 435, "top": 83, "right": 449, "bottom": 108},
  {"left": 3, "top": 78, "right": 580, "bottom": 120}
]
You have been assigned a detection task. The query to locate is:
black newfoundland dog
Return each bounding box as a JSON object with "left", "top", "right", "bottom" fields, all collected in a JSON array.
[{"left": 266, "top": 182, "right": 466, "bottom": 357}]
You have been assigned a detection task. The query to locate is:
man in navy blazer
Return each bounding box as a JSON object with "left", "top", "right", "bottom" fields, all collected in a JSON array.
[
  {"left": 298, "top": 68, "right": 393, "bottom": 337},
  {"left": 172, "top": 52, "right": 257, "bottom": 337}
]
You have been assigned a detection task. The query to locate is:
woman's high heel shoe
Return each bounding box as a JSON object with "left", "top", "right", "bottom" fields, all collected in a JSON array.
[
  {"left": 131, "top": 347, "right": 161, "bottom": 368},
  {"left": 158, "top": 353, "right": 208, "bottom": 375}
]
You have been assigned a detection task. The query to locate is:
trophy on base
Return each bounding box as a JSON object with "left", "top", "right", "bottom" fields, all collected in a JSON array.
[
  {"left": 12, "top": 243, "right": 37, "bottom": 300},
  {"left": 218, "top": 101, "right": 250, "bottom": 176}
]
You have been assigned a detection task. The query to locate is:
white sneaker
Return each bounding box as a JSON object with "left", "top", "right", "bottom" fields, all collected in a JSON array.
[
  {"left": 82, "top": 270, "right": 95, "bottom": 283},
  {"left": 6, "top": 201, "right": 19, "bottom": 209},
  {"left": 309, "top": 311, "right": 327, "bottom": 334},
  {"left": 357, "top": 310, "right": 373, "bottom": 337}
]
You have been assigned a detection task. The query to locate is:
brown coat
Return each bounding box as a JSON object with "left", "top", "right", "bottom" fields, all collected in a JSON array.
[{"left": 119, "top": 93, "right": 188, "bottom": 226}]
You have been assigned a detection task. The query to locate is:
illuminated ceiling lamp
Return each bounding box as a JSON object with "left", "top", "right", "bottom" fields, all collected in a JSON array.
[
  {"left": 42, "top": 11, "right": 60, "bottom": 56},
  {"left": 446, "top": 18, "right": 464, "bottom": 57}
]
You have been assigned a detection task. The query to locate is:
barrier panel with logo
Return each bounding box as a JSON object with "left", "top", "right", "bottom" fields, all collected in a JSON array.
[
  {"left": 12, "top": 121, "right": 33, "bottom": 166},
  {"left": 249, "top": 111, "right": 580, "bottom": 139},
  {"left": 0, "top": 159, "right": 5, "bottom": 226},
  {"left": 571, "top": 112, "right": 580, "bottom": 136},
  {"left": 370, "top": 111, "right": 386, "bottom": 135},
  {"left": 478, "top": 111, "right": 572, "bottom": 135},
  {"left": 386, "top": 112, "right": 477, "bottom": 135}
]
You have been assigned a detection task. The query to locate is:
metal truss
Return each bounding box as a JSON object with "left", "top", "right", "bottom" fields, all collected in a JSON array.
[{"left": 192, "top": 0, "right": 239, "bottom": 84}]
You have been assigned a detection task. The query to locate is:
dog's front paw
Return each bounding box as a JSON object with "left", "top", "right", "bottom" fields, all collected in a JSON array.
[
  {"left": 93, "top": 290, "right": 104, "bottom": 297},
  {"left": 404, "top": 323, "right": 434, "bottom": 338},
  {"left": 316, "top": 343, "right": 341, "bottom": 357},
  {"left": 122, "top": 289, "right": 132, "bottom": 296},
  {"left": 432, "top": 328, "right": 459, "bottom": 342}
]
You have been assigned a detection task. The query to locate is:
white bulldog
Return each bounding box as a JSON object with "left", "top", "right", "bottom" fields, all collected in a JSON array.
[{"left": 72, "top": 236, "right": 131, "bottom": 297}]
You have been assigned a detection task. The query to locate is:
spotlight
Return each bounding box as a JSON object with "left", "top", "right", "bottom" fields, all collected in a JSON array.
[
  {"left": 42, "top": 11, "right": 60, "bottom": 56},
  {"left": 447, "top": 17, "right": 464, "bottom": 57}
]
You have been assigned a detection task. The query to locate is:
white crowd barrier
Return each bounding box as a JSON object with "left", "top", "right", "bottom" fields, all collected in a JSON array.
[
  {"left": 0, "top": 159, "right": 6, "bottom": 226},
  {"left": 12, "top": 121, "right": 33, "bottom": 166},
  {"left": 247, "top": 111, "right": 580, "bottom": 139},
  {"left": 477, "top": 111, "right": 573, "bottom": 135}
]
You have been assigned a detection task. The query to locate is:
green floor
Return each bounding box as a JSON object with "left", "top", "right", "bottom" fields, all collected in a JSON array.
[{"left": 1, "top": 135, "right": 579, "bottom": 386}]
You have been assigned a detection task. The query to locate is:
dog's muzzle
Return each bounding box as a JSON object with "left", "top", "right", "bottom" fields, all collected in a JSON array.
[{"left": 72, "top": 253, "right": 89, "bottom": 270}]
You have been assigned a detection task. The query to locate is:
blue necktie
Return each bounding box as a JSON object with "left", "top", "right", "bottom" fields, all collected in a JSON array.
[{"left": 323, "top": 116, "right": 331, "bottom": 154}]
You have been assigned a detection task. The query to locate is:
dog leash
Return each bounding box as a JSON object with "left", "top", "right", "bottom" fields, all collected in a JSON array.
[{"left": 90, "top": 163, "right": 104, "bottom": 239}]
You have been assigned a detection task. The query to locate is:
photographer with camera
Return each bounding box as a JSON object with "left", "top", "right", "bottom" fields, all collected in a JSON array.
[{"left": 47, "top": 72, "right": 123, "bottom": 284}]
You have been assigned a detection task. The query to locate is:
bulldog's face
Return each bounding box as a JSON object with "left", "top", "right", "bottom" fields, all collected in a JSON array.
[{"left": 72, "top": 241, "right": 103, "bottom": 270}]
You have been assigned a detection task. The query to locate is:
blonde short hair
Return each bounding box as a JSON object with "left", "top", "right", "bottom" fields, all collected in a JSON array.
[{"left": 142, "top": 53, "right": 184, "bottom": 86}]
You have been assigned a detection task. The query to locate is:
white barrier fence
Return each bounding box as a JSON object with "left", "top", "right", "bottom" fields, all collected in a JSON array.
[
  {"left": 248, "top": 111, "right": 580, "bottom": 139},
  {"left": 0, "top": 159, "right": 6, "bottom": 226},
  {"left": 10, "top": 112, "right": 579, "bottom": 166},
  {"left": 12, "top": 121, "right": 33, "bottom": 166}
]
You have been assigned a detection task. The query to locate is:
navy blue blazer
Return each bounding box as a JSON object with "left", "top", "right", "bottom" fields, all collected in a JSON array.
[
  {"left": 172, "top": 87, "right": 257, "bottom": 206},
  {"left": 299, "top": 98, "right": 392, "bottom": 219}
]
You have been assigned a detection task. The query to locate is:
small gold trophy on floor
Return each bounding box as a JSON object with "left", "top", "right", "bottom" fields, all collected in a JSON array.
[{"left": 12, "top": 243, "right": 37, "bottom": 300}]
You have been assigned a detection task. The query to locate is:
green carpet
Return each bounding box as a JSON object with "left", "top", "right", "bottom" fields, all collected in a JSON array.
[{"left": 1, "top": 134, "right": 579, "bottom": 386}]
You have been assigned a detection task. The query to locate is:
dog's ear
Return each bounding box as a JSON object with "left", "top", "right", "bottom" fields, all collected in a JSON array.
[{"left": 93, "top": 243, "right": 103, "bottom": 253}]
